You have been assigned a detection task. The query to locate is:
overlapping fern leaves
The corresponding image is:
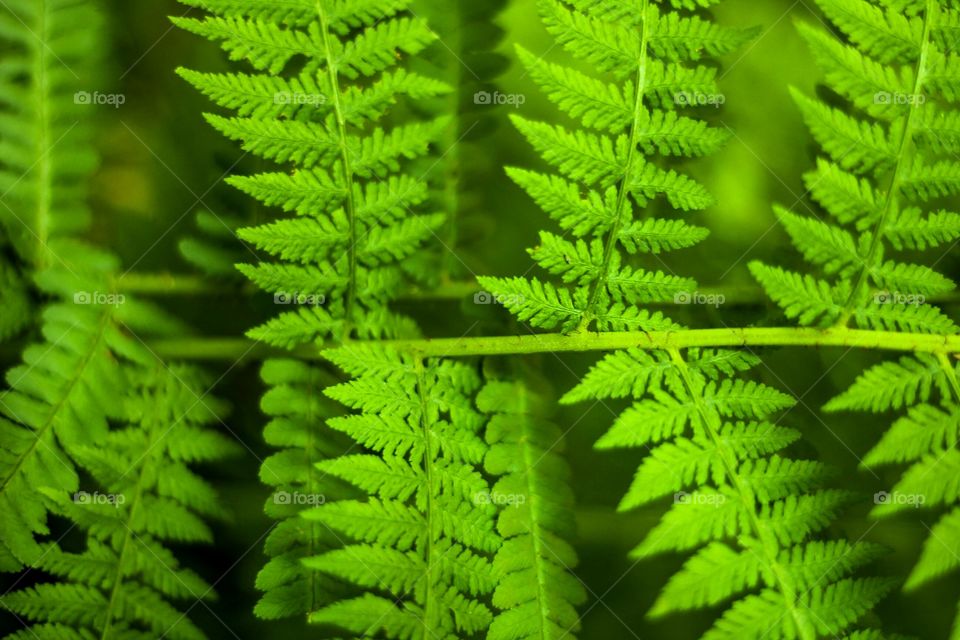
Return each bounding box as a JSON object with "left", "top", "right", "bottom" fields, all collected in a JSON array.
[
  {"left": 297, "top": 345, "right": 499, "bottom": 637},
  {"left": 751, "top": 0, "right": 960, "bottom": 334},
  {"left": 1, "top": 365, "right": 238, "bottom": 640},
  {"left": 750, "top": 3, "right": 960, "bottom": 636},
  {"left": 467, "top": 2, "right": 900, "bottom": 636},
  {"left": 478, "top": 0, "right": 757, "bottom": 333},
  {"left": 176, "top": 0, "right": 453, "bottom": 346},
  {"left": 567, "top": 347, "right": 896, "bottom": 638},
  {"left": 0, "top": 0, "right": 106, "bottom": 338},
  {"left": 0, "top": 0, "right": 165, "bottom": 576},
  {"left": 478, "top": 375, "right": 586, "bottom": 640},
  {"left": 0, "top": 245, "right": 163, "bottom": 573},
  {"left": 0, "top": 6, "right": 240, "bottom": 640}
]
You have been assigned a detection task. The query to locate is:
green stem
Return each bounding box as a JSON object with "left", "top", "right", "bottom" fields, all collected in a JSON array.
[
  {"left": 836, "top": 0, "right": 936, "bottom": 326},
  {"left": 315, "top": 0, "right": 358, "bottom": 340},
  {"left": 669, "top": 349, "right": 813, "bottom": 640},
  {"left": 147, "top": 327, "right": 960, "bottom": 361},
  {"left": 514, "top": 384, "right": 553, "bottom": 636},
  {"left": 99, "top": 471, "right": 146, "bottom": 640},
  {"left": 579, "top": 0, "right": 650, "bottom": 330}
]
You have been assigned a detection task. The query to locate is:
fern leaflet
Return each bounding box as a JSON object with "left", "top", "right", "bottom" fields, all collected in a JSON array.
[
  {"left": 751, "top": 0, "right": 960, "bottom": 335},
  {"left": 176, "top": 0, "right": 452, "bottom": 345}
]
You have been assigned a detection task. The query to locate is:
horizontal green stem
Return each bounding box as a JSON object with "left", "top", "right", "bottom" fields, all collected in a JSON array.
[{"left": 147, "top": 327, "right": 960, "bottom": 361}]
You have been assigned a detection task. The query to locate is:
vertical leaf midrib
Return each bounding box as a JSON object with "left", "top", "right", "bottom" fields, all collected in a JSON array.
[
  {"left": 515, "top": 385, "right": 551, "bottom": 640},
  {"left": 580, "top": 0, "right": 651, "bottom": 330},
  {"left": 315, "top": 0, "right": 359, "bottom": 340},
  {"left": 668, "top": 348, "right": 814, "bottom": 640},
  {"left": 0, "top": 311, "right": 112, "bottom": 496},
  {"left": 836, "top": 0, "right": 937, "bottom": 326}
]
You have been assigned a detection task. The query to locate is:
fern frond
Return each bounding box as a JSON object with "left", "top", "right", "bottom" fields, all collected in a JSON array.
[
  {"left": 825, "top": 353, "right": 947, "bottom": 412},
  {"left": 300, "top": 346, "right": 499, "bottom": 637},
  {"left": 177, "top": 0, "right": 451, "bottom": 345},
  {"left": 0, "top": 242, "right": 174, "bottom": 571},
  {"left": 829, "top": 347, "right": 960, "bottom": 634},
  {"left": 0, "top": 0, "right": 104, "bottom": 269},
  {"left": 252, "top": 358, "right": 358, "bottom": 620},
  {"left": 568, "top": 346, "right": 895, "bottom": 637},
  {"left": 483, "top": 0, "right": 753, "bottom": 334},
  {"left": 755, "top": 0, "right": 960, "bottom": 336},
  {"left": 1, "top": 366, "right": 238, "bottom": 638}
]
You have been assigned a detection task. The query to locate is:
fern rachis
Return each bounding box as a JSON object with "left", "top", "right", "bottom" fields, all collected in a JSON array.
[{"left": 177, "top": 0, "right": 451, "bottom": 347}]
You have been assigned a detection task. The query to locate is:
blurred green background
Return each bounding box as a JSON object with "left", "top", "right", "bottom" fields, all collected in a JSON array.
[{"left": 3, "top": 0, "right": 957, "bottom": 638}]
